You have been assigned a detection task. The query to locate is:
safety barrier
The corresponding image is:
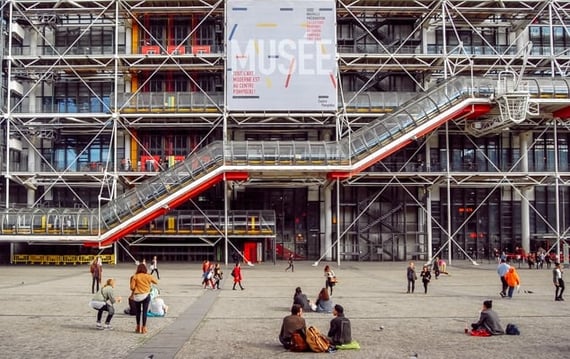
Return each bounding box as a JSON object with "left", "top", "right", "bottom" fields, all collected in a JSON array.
[{"left": 10, "top": 254, "right": 115, "bottom": 265}]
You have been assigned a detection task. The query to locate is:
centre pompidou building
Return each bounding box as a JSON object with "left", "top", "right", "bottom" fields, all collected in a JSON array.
[{"left": 1, "top": 0, "right": 569, "bottom": 265}]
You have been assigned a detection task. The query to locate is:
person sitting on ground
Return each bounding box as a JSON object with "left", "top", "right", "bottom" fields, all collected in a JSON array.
[
  {"left": 470, "top": 300, "right": 504, "bottom": 335},
  {"left": 293, "top": 286, "right": 316, "bottom": 312},
  {"left": 124, "top": 295, "right": 137, "bottom": 315},
  {"left": 316, "top": 287, "right": 333, "bottom": 313},
  {"left": 148, "top": 292, "right": 169, "bottom": 317},
  {"left": 279, "top": 304, "right": 307, "bottom": 349},
  {"left": 327, "top": 304, "right": 352, "bottom": 346}
]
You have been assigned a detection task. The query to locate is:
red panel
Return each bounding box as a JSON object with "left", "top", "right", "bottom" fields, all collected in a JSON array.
[
  {"left": 167, "top": 45, "right": 186, "bottom": 54},
  {"left": 224, "top": 172, "right": 249, "bottom": 181},
  {"left": 192, "top": 45, "right": 211, "bottom": 54},
  {"left": 141, "top": 45, "right": 160, "bottom": 55},
  {"left": 553, "top": 106, "right": 570, "bottom": 119},
  {"left": 328, "top": 172, "right": 351, "bottom": 180},
  {"left": 463, "top": 103, "right": 492, "bottom": 120},
  {"left": 243, "top": 242, "right": 257, "bottom": 263}
]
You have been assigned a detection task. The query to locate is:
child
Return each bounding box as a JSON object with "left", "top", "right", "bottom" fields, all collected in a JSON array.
[
  {"left": 213, "top": 263, "right": 223, "bottom": 289},
  {"left": 420, "top": 265, "right": 431, "bottom": 294}
]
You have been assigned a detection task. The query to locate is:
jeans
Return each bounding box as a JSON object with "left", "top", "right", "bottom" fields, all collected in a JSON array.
[
  {"left": 134, "top": 294, "right": 151, "bottom": 326},
  {"left": 507, "top": 286, "right": 515, "bottom": 298},
  {"left": 407, "top": 279, "right": 415, "bottom": 293},
  {"left": 500, "top": 276, "right": 508, "bottom": 295},
  {"left": 556, "top": 279, "right": 565, "bottom": 299},
  {"left": 97, "top": 303, "right": 115, "bottom": 324},
  {"left": 92, "top": 276, "right": 100, "bottom": 294},
  {"left": 150, "top": 268, "right": 160, "bottom": 279}
]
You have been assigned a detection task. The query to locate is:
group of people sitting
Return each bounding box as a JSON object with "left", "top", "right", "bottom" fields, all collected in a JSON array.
[
  {"left": 292, "top": 286, "right": 333, "bottom": 313},
  {"left": 279, "top": 286, "right": 354, "bottom": 351},
  {"left": 279, "top": 303, "right": 352, "bottom": 351}
]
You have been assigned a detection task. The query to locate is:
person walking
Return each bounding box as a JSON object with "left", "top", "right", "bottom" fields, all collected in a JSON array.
[
  {"left": 130, "top": 263, "right": 158, "bottom": 333},
  {"left": 504, "top": 266, "right": 520, "bottom": 298},
  {"left": 324, "top": 265, "right": 336, "bottom": 296},
  {"left": 285, "top": 253, "right": 295, "bottom": 272},
  {"left": 201, "top": 259, "right": 210, "bottom": 287},
  {"left": 90, "top": 256, "right": 103, "bottom": 294},
  {"left": 213, "top": 263, "right": 223, "bottom": 290},
  {"left": 89, "top": 278, "right": 122, "bottom": 330},
  {"left": 420, "top": 265, "right": 432, "bottom": 294},
  {"left": 432, "top": 256, "right": 440, "bottom": 279},
  {"left": 150, "top": 256, "right": 160, "bottom": 279},
  {"left": 497, "top": 258, "right": 510, "bottom": 297},
  {"left": 553, "top": 262, "right": 565, "bottom": 301},
  {"left": 232, "top": 262, "right": 244, "bottom": 290},
  {"left": 406, "top": 261, "right": 417, "bottom": 294}
]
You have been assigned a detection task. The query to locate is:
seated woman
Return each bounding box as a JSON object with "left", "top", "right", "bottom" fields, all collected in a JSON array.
[
  {"left": 471, "top": 300, "right": 504, "bottom": 335},
  {"left": 315, "top": 287, "right": 333, "bottom": 313},
  {"left": 148, "top": 294, "right": 169, "bottom": 317},
  {"left": 147, "top": 285, "right": 168, "bottom": 317},
  {"left": 293, "top": 287, "right": 316, "bottom": 312}
]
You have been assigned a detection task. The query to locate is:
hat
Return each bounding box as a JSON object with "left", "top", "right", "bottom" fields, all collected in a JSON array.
[
  {"left": 483, "top": 300, "right": 492, "bottom": 309},
  {"left": 334, "top": 304, "right": 344, "bottom": 314}
]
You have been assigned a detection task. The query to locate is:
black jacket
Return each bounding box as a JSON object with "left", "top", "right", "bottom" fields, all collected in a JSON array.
[{"left": 328, "top": 314, "right": 352, "bottom": 345}]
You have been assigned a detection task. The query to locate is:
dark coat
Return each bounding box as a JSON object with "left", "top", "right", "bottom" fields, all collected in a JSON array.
[
  {"left": 471, "top": 309, "right": 504, "bottom": 335},
  {"left": 328, "top": 314, "right": 352, "bottom": 345}
]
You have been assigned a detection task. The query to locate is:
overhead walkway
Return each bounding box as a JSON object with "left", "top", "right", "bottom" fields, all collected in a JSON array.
[{"left": 1, "top": 76, "right": 569, "bottom": 246}]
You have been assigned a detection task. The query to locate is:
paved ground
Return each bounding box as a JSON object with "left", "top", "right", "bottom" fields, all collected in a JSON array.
[{"left": 0, "top": 260, "right": 568, "bottom": 359}]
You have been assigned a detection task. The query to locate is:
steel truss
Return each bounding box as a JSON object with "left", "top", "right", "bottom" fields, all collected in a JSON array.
[{"left": 2, "top": 0, "right": 570, "bottom": 263}]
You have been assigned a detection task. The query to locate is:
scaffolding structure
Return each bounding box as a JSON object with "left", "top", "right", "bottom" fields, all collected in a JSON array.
[{"left": 2, "top": 0, "right": 570, "bottom": 265}]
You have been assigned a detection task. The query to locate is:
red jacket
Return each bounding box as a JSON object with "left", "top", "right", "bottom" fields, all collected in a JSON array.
[{"left": 233, "top": 265, "right": 242, "bottom": 282}]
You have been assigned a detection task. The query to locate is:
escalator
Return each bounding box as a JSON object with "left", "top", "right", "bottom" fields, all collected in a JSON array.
[{"left": 1, "top": 76, "right": 568, "bottom": 246}]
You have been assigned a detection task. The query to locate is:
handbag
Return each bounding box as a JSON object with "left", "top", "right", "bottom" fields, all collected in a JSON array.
[{"left": 330, "top": 276, "right": 338, "bottom": 284}]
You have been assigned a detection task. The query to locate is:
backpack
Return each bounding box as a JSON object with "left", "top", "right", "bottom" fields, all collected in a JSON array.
[
  {"left": 289, "top": 331, "right": 308, "bottom": 352},
  {"left": 306, "top": 326, "right": 331, "bottom": 353},
  {"left": 506, "top": 323, "right": 520, "bottom": 335}
]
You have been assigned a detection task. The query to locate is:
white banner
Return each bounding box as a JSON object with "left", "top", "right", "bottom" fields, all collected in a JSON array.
[{"left": 226, "top": 0, "right": 337, "bottom": 111}]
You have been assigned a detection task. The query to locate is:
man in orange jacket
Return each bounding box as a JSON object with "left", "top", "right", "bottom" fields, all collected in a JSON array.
[{"left": 505, "top": 266, "right": 520, "bottom": 298}]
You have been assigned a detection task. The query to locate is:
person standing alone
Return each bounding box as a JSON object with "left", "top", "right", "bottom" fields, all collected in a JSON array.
[
  {"left": 90, "top": 256, "right": 103, "bottom": 294},
  {"left": 150, "top": 256, "right": 160, "bottom": 279},
  {"left": 406, "top": 261, "right": 417, "bottom": 294},
  {"left": 553, "top": 262, "right": 565, "bottom": 301}
]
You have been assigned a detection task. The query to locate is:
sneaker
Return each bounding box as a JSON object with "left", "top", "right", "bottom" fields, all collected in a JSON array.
[
  {"left": 96, "top": 322, "right": 103, "bottom": 330},
  {"left": 499, "top": 292, "right": 505, "bottom": 298},
  {"left": 104, "top": 324, "right": 113, "bottom": 330}
]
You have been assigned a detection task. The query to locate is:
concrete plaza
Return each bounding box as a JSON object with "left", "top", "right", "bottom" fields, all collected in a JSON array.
[{"left": 0, "top": 260, "right": 568, "bottom": 359}]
